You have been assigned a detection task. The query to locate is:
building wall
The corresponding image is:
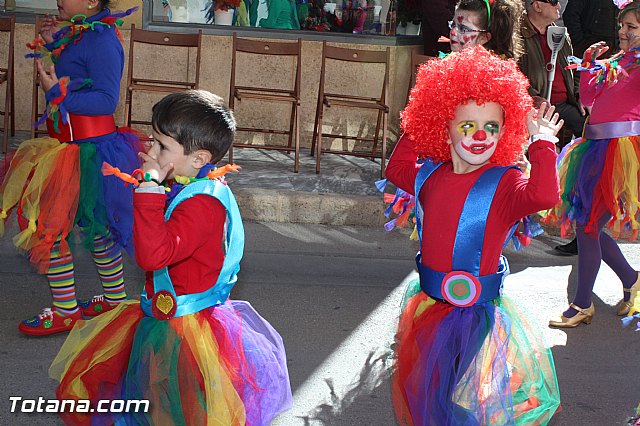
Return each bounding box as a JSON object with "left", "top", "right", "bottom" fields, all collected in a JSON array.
[{"left": 7, "top": 20, "right": 416, "bottom": 149}]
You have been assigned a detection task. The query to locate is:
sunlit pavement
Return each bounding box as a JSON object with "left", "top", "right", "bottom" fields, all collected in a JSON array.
[{"left": 1, "top": 222, "right": 638, "bottom": 425}]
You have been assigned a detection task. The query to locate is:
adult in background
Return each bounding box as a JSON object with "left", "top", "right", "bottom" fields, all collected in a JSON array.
[
  {"left": 519, "top": 0, "right": 586, "bottom": 142},
  {"left": 563, "top": 0, "right": 619, "bottom": 58},
  {"left": 422, "top": 0, "right": 457, "bottom": 55}
]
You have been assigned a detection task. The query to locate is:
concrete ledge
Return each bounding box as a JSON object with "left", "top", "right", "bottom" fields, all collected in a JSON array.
[{"left": 234, "top": 187, "right": 387, "bottom": 226}]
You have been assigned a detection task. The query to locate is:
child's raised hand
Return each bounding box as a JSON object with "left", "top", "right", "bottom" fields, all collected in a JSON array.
[
  {"left": 583, "top": 41, "right": 609, "bottom": 62},
  {"left": 527, "top": 102, "right": 564, "bottom": 142},
  {"left": 40, "top": 14, "right": 59, "bottom": 44},
  {"left": 138, "top": 151, "right": 173, "bottom": 184},
  {"left": 36, "top": 59, "right": 58, "bottom": 93}
]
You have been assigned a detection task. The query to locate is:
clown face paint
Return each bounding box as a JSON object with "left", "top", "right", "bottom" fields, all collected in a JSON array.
[
  {"left": 448, "top": 100, "right": 504, "bottom": 173},
  {"left": 449, "top": 9, "right": 489, "bottom": 52},
  {"left": 619, "top": 12, "right": 640, "bottom": 52}
]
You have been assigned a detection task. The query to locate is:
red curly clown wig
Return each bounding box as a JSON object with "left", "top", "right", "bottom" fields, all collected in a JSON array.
[{"left": 401, "top": 46, "right": 533, "bottom": 166}]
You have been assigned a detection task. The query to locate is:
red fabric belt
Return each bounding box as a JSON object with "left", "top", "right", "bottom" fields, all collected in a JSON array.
[{"left": 46, "top": 114, "right": 117, "bottom": 142}]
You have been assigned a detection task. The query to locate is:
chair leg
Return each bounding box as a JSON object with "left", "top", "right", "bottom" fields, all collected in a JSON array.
[
  {"left": 3, "top": 81, "right": 9, "bottom": 153},
  {"left": 380, "top": 112, "right": 388, "bottom": 179},
  {"left": 294, "top": 103, "right": 300, "bottom": 173},
  {"left": 371, "top": 109, "right": 383, "bottom": 159},
  {"left": 315, "top": 103, "right": 324, "bottom": 174},
  {"left": 124, "top": 90, "right": 132, "bottom": 128},
  {"left": 311, "top": 96, "right": 322, "bottom": 157},
  {"left": 287, "top": 100, "right": 295, "bottom": 150},
  {"left": 10, "top": 68, "right": 14, "bottom": 137}
]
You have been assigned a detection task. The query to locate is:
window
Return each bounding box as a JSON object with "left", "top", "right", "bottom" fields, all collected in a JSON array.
[
  {"left": 2, "top": 0, "right": 57, "bottom": 12},
  {"left": 150, "top": 0, "right": 407, "bottom": 35}
]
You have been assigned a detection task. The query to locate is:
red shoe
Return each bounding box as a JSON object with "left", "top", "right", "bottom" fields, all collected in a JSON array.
[
  {"left": 79, "top": 295, "right": 117, "bottom": 317},
  {"left": 18, "top": 308, "right": 82, "bottom": 336}
]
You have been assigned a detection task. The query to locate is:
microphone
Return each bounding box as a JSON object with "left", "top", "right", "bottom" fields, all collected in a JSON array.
[{"left": 546, "top": 26, "right": 567, "bottom": 101}]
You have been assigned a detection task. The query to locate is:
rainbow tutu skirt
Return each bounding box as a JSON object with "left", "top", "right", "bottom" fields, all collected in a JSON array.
[
  {"left": 551, "top": 132, "right": 640, "bottom": 239},
  {"left": 0, "top": 131, "right": 140, "bottom": 272},
  {"left": 392, "top": 280, "right": 560, "bottom": 426},
  {"left": 49, "top": 300, "right": 293, "bottom": 425}
]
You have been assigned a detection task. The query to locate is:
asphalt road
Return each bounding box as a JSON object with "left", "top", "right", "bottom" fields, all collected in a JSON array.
[{"left": 0, "top": 222, "right": 638, "bottom": 425}]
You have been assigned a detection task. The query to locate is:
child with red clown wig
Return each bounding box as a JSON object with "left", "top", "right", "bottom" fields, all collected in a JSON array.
[
  {"left": 0, "top": 1, "right": 141, "bottom": 336},
  {"left": 387, "top": 46, "right": 563, "bottom": 425}
]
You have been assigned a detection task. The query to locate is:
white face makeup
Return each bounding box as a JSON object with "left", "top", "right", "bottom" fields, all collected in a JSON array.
[
  {"left": 447, "top": 100, "right": 504, "bottom": 172},
  {"left": 619, "top": 12, "right": 640, "bottom": 52},
  {"left": 449, "top": 9, "right": 489, "bottom": 52}
]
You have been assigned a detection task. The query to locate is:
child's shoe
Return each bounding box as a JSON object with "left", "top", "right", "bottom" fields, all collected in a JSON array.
[
  {"left": 79, "top": 294, "right": 117, "bottom": 317},
  {"left": 18, "top": 308, "right": 82, "bottom": 336}
]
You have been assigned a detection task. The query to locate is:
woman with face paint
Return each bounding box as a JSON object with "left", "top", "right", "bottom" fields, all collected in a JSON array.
[
  {"left": 387, "top": 46, "right": 563, "bottom": 425},
  {"left": 548, "top": 0, "right": 640, "bottom": 328},
  {"left": 449, "top": 0, "right": 524, "bottom": 59}
]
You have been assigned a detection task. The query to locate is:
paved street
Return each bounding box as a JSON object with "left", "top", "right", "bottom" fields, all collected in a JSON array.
[{"left": 0, "top": 221, "right": 639, "bottom": 425}]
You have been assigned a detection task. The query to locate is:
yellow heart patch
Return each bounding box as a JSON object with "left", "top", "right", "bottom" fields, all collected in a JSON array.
[{"left": 156, "top": 294, "right": 174, "bottom": 315}]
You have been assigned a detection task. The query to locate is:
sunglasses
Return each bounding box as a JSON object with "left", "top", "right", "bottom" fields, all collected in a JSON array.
[{"left": 532, "top": 0, "right": 560, "bottom": 5}]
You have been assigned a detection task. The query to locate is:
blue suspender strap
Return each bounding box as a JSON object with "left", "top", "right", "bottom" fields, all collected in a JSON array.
[
  {"left": 140, "top": 180, "right": 245, "bottom": 319},
  {"left": 415, "top": 164, "right": 515, "bottom": 306},
  {"left": 452, "top": 166, "right": 511, "bottom": 275},
  {"left": 414, "top": 160, "right": 443, "bottom": 244}
]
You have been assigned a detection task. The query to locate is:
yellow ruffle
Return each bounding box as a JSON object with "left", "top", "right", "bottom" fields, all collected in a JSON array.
[
  {"left": 49, "top": 301, "right": 140, "bottom": 394},
  {"left": 0, "top": 138, "right": 61, "bottom": 238}
]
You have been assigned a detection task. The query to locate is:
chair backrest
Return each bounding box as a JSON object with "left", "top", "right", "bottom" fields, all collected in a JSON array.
[
  {"left": 125, "top": 24, "right": 202, "bottom": 128},
  {"left": 407, "top": 49, "right": 434, "bottom": 105},
  {"left": 0, "top": 15, "right": 15, "bottom": 76},
  {"left": 127, "top": 24, "right": 202, "bottom": 88},
  {"left": 0, "top": 15, "right": 15, "bottom": 33},
  {"left": 319, "top": 42, "right": 390, "bottom": 104},
  {"left": 229, "top": 33, "right": 302, "bottom": 97}
]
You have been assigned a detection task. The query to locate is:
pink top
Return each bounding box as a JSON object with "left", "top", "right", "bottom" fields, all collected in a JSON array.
[{"left": 580, "top": 52, "right": 640, "bottom": 124}]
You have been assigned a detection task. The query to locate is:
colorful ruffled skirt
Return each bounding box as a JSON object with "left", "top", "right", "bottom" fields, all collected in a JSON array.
[
  {"left": 0, "top": 131, "right": 140, "bottom": 272},
  {"left": 49, "top": 299, "right": 293, "bottom": 425},
  {"left": 550, "top": 134, "right": 640, "bottom": 239},
  {"left": 392, "top": 280, "right": 560, "bottom": 426}
]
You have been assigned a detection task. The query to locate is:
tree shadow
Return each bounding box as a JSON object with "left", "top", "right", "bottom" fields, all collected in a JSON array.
[{"left": 298, "top": 350, "right": 394, "bottom": 425}]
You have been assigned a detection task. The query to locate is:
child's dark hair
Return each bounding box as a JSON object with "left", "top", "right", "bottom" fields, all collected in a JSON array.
[
  {"left": 152, "top": 90, "right": 236, "bottom": 164},
  {"left": 98, "top": 0, "right": 112, "bottom": 10},
  {"left": 457, "top": 0, "right": 524, "bottom": 60},
  {"left": 619, "top": 0, "right": 640, "bottom": 23}
]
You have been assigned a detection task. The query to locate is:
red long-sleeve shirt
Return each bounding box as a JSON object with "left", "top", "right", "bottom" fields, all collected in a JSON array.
[
  {"left": 385, "top": 134, "right": 560, "bottom": 275},
  {"left": 134, "top": 192, "right": 226, "bottom": 297}
]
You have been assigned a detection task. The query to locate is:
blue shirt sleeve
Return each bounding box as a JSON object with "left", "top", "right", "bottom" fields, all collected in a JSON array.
[{"left": 48, "top": 29, "right": 124, "bottom": 116}]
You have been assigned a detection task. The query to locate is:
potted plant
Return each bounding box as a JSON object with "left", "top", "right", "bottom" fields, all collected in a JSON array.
[{"left": 205, "top": 0, "right": 242, "bottom": 25}]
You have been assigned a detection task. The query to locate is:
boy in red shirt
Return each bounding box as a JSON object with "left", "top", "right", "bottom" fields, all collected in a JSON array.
[{"left": 50, "top": 90, "right": 292, "bottom": 425}]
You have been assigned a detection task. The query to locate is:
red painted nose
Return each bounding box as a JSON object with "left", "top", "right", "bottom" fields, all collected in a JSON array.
[{"left": 472, "top": 130, "right": 487, "bottom": 141}]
